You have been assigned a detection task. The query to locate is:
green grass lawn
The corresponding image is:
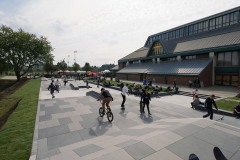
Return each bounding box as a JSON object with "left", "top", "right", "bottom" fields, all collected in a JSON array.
[
  {"left": 216, "top": 97, "right": 240, "bottom": 112},
  {"left": 0, "top": 79, "right": 40, "bottom": 160}
]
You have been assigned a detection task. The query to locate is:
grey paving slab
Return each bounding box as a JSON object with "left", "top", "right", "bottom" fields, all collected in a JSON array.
[
  {"left": 142, "top": 148, "right": 183, "bottom": 160},
  {"left": 93, "top": 149, "right": 135, "bottom": 160},
  {"left": 47, "top": 131, "right": 82, "bottom": 150},
  {"left": 73, "top": 144, "right": 103, "bottom": 157},
  {"left": 38, "top": 125, "right": 70, "bottom": 139},
  {"left": 167, "top": 135, "right": 232, "bottom": 160},
  {"left": 36, "top": 149, "right": 60, "bottom": 160},
  {"left": 39, "top": 114, "right": 52, "bottom": 122},
  {"left": 172, "top": 124, "right": 203, "bottom": 137},
  {"left": 115, "top": 139, "right": 140, "bottom": 148},
  {"left": 193, "top": 127, "right": 240, "bottom": 153},
  {"left": 231, "top": 150, "right": 240, "bottom": 160},
  {"left": 124, "top": 142, "right": 156, "bottom": 160},
  {"left": 58, "top": 117, "right": 72, "bottom": 125},
  {"left": 78, "top": 128, "right": 97, "bottom": 140}
]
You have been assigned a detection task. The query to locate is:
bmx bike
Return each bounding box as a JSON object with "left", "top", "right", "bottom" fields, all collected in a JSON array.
[{"left": 98, "top": 99, "right": 114, "bottom": 123}]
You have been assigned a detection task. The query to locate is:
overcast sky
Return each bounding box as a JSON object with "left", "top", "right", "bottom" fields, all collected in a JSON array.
[{"left": 0, "top": 0, "right": 239, "bottom": 67}]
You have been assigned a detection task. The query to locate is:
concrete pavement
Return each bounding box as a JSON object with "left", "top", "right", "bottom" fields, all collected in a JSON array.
[{"left": 29, "top": 78, "right": 240, "bottom": 160}]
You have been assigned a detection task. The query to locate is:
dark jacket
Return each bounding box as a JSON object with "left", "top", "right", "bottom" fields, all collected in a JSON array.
[
  {"left": 141, "top": 92, "right": 151, "bottom": 104},
  {"left": 102, "top": 90, "right": 112, "bottom": 98},
  {"left": 48, "top": 84, "right": 55, "bottom": 92},
  {"left": 205, "top": 97, "right": 218, "bottom": 110}
]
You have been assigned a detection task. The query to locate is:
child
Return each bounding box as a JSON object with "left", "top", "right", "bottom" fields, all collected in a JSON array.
[{"left": 48, "top": 82, "right": 55, "bottom": 98}]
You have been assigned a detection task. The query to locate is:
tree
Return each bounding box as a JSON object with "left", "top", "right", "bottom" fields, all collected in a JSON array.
[
  {"left": 83, "top": 62, "right": 92, "bottom": 74},
  {"left": 0, "top": 25, "right": 54, "bottom": 81},
  {"left": 57, "top": 60, "right": 67, "bottom": 71},
  {"left": 0, "top": 58, "right": 10, "bottom": 74},
  {"left": 44, "top": 54, "right": 56, "bottom": 75},
  {"left": 72, "top": 62, "right": 80, "bottom": 72}
]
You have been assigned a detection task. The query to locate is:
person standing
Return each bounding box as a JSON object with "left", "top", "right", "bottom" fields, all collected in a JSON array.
[
  {"left": 140, "top": 88, "right": 151, "bottom": 116},
  {"left": 203, "top": 94, "right": 218, "bottom": 120},
  {"left": 97, "top": 77, "right": 100, "bottom": 88},
  {"left": 173, "top": 79, "right": 177, "bottom": 89},
  {"left": 121, "top": 83, "right": 129, "bottom": 108}
]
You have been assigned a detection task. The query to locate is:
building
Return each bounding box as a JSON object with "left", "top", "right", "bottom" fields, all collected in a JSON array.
[{"left": 117, "top": 6, "right": 240, "bottom": 87}]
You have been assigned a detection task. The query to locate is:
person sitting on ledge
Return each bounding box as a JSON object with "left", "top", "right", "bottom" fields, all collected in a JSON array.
[
  {"left": 191, "top": 95, "right": 204, "bottom": 109},
  {"left": 233, "top": 103, "right": 240, "bottom": 118}
]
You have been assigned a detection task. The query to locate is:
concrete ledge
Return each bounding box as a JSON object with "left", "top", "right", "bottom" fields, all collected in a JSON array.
[
  {"left": 86, "top": 91, "right": 100, "bottom": 99},
  {"left": 70, "top": 83, "right": 79, "bottom": 90},
  {"left": 195, "top": 105, "right": 234, "bottom": 117}
]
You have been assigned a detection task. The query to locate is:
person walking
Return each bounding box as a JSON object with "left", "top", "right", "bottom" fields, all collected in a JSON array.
[
  {"left": 48, "top": 82, "right": 55, "bottom": 98},
  {"left": 203, "top": 94, "right": 218, "bottom": 120},
  {"left": 140, "top": 88, "right": 151, "bottom": 116},
  {"left": 64, "top": 77, "right": 67, "bottom": 86},
  {"left": 121, "top": 83, "right": 129, "bottom": 109},
  {"left": 55, "top": 79, "right": 61, "bottom": 93}
]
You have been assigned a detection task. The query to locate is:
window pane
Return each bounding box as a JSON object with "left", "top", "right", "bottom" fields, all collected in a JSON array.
[
  {"left": 203, "top": 21, "right": 208, "bottom": 31},
  {"left": 217, "top": 53, "right": 224, "bottom": 66},
  {"left": 232, "top": 51, "right": 239, "bottom": 66},
  {"left": 223, "top": 14, "right": 230, "bottom": 26},
  {"left": 231, "top": 76, "right": 239, "bottom": 87},
  {"left": 223, "top": 76, "right": 230, "bottom": 85},
  {"left": 224, "top": 52, "right": 231, "bottom": 66}
]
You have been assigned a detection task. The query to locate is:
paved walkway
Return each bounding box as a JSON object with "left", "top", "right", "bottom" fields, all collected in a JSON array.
[{"left": 30, "top": 79, "right": 240, "bottom": 160}]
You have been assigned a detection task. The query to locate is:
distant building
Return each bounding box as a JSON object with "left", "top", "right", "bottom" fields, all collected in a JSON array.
[{"left": 117, "top": 6, "right": 240, "bottom": 87}]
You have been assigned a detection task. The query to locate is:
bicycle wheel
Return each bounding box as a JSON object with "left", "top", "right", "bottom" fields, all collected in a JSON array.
[
  {"left": 107, "top": 111, "right": 114, "bottom": 123},
  {"left": 99, "top": 107, "right": 104, "bottom": 117}
]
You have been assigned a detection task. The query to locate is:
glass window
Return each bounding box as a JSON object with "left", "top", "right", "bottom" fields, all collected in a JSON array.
[
  {"left": 176, "top": 29, "right": 179, "bottom": 38},
  {"left": 173, "top": 31, "right": 176, "bottom": 39},
  {"left": 216, "top": 16, "right": 222, "bottom": 28},
  {"left": 223, "top": 76, "right": 230, "bottom": 85},
  {"left": 230, "top": 11, "right": 239, "bottom": 24},
  {"left": 232, "top": 51, "right": 239, "bottom": 66},
  {"left": 189, "top": 25, "right": 194, "bottom": 35},
  {"left": 223, "top": 14, "right": 229, "bottom": 27},
  {"left": 224, "top": 52, "right": 231, "bottom": 66},
  {"left": 203, "top": 20, "right": 208, "bottom": 31},
  {"left": 179, "top": 28, "right": 183, "bottom": 38},
  {"left": 198, "top": 22, "right": 203, "bottom": 33},
  {"left": 217, "top": 53, "right": 224, "bottom": 66},
  {"left": 193, "top": 24, "right": 198, "bottom": 34},
  {"left": 231, "top": 76, "right": 239, "bottom": 87},
  {"left": 209, "top": 18, "right": 216, "bottom": 30},
  {"left": 183, "top": 26, "right": 188, "bottom": 36},
  {"left": 168, "top": 32, "right": 173, "bottom": 40}
]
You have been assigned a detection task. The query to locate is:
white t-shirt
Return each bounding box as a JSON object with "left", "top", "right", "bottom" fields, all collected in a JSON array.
[{"left": 121, "top": 86, "right": 128, "bottom": 96}]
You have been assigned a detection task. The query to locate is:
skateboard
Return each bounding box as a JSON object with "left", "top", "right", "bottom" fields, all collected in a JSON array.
[
  {"left": 213, "top": 147, "right": 227, "bottom": 160},
  {"left": 189, "top": 153, "right": 199, "bottom": 160},
  {"left": 121, "top": 106, "right": 125, "bottom": 110}
]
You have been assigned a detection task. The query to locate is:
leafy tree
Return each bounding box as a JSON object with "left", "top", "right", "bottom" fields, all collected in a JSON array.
[
  {"left": 72, "top": 62, "right": 80, "bottom": 72},
  {"left": 0, "top": 58, "right": 10, "bottom": 74},
  {"left": 57, "top": 60, "right": 67, "bottom": 71},
  {"left": 83, "top": 62, "right": 92, "bottom": 74},
  {"left": 0, "top": 25, "right": 53, "bottom": 81},
  {"left": 44, "top": 54, "right": 56, "bottom": 75}
]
